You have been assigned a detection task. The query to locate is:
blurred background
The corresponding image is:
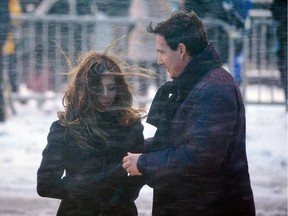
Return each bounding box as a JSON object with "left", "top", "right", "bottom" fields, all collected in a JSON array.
[
  {"left": 0, "top": 0, "right": 286, "bottom": 116},
  {"left": 0, "top": 0, "right": 286, "bottom": 215}
]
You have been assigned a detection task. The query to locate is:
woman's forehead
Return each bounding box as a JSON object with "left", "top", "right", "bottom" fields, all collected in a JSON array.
[
  {"left": 101, "top": 75, "right": 116, "bottom": 85},
  {"left": 101, "top": 70, "right": 111, "bottom": 75}
]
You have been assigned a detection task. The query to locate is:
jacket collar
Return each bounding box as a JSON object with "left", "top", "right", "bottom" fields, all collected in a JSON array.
[
  {"left": 173, "top": 43, "right": 222, "bottom": 90},
  {"left": 146, "top": 43, "right": 222, "bottom": 128}
]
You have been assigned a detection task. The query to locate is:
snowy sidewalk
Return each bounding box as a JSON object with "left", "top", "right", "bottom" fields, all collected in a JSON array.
[{"left": 0, "top": 99, "right": 287, "bottom": 216}]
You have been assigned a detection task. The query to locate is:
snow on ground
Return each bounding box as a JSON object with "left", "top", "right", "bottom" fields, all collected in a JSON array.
[{"left": 0, "top": 92, "right": 287, "bottom": 216}]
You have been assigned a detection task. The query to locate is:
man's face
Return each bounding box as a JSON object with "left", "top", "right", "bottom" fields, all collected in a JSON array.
[{"left": 156, "top": 34, "right": 185, "bottom": 79}]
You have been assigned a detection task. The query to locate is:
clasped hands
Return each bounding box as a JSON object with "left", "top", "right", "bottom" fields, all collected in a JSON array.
[{"left": 122, "top": 152, "right": 143, "bottom": 176}]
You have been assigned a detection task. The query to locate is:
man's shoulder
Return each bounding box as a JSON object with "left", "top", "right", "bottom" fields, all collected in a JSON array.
[
  {"left": 186, "top": 67, "right": 238, "bottom": 99},
  {"left": 201, "top": 67, "right": 236, "bottom": 86}
]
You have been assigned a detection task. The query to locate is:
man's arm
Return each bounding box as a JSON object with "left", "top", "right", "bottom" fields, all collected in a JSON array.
[{"left": 123, "top": 81, "right": 240, "bottom": 184}]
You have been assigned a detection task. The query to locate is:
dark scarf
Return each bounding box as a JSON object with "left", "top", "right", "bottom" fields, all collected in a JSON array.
[{"left": 146, "top": 43, "right": 222, "bottom": 151}]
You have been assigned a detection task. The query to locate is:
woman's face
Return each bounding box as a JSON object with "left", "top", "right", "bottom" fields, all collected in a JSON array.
[{"left": 96, "top": 74, "right": 117, "bottom": 110}]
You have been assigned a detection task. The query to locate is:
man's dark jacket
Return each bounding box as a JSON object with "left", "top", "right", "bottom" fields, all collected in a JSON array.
[{"left": 138, "top": 44, "right": 255, "bottom": 216}]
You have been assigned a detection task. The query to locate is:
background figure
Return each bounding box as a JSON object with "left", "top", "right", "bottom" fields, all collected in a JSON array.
[
  {"left": 47, "top": 0, "right": 95, "bottom": 58},
  {"left": 2, "top": 0, "right": 23, "bottom": 93},
  {"left": 180, "top": 0, "right": 228, "bottom": 21},
  {"left": 26, "top": 45, "right": 54, "bottom": 94},
  {"left": 270, "top": 0, "right": 287, "bottom": 100},
  {"left": 179, "top": 0, "right": 230, "bottom": 65},
  {"left": 127, "top": 0, "right": 171, "bottom": 105},
  {"left": 95, "top": 0, "right": 131, "bottom": 16},
  {"left": 26, "top": 0, "right": 96, "bottom": 93},
  {"left": 223, "top": 0, "right": 251, "bottom": 85},
  {"left": 180, "top": 0, "right": 251, "bottom": 84},
  {"left": 180, "top": 0, "right": 251, "bottom": 28},
  {"left": 95, "top": 0, "right": 132, "bottom": 58},
  {"left": 0, "top": 0, "right": 11, "bottom": 122},
  {"left": 37, "top": 51, "right": 145, "bottom": 215},
  {"left": 222, "top": 0, "right": 252, "bottom": 28}
]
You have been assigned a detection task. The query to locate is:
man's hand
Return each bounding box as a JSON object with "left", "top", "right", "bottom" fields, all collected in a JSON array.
[{"left": 122, "top": 152, "right": 143, "bottom": 176}]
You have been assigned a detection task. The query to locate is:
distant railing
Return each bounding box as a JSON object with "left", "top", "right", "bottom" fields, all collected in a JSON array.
[
  {"left": 242, "top": 11, "right": 286, "bottom": 105},
  {"left": 12, "top": 15, "right": 134, "bottom": 94},
  {"left": 3, "top": 13, "right": 285, "bottom": 109}
]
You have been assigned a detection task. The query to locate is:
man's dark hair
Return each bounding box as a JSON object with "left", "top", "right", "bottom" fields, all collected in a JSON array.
[{"left": 147, "top": 10, "right": 208, "bottom": 56}]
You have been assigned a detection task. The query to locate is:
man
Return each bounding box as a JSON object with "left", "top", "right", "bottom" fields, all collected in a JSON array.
[
  {"left": 0, "top": 0, "right": 11, "bottom": 121},
  {"left": 2, "top": 0, "right": 23, "bottom": 93},
  {"left": 270, "top": 0, "right": 287, "bottom": 101},
  {"left": 123, "top": 10, "right": 255, "bottom": 216}
]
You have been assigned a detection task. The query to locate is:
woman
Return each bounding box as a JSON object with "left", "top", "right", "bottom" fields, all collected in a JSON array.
[{"left": 37, "top": 51, "right": 145, "bottom": 216}]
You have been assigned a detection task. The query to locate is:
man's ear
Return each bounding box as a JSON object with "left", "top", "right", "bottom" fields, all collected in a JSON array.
[{"left": 178, "top": 43, "right": 186, "bottom": 59}]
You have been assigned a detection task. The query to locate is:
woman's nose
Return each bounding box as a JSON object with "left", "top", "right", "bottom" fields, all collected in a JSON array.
[
  {"left": 101, "top": 87, "right": 108, "bottom": 97},
  {"left": 99, "top": 87, "right": 109, "bottom": 97}
]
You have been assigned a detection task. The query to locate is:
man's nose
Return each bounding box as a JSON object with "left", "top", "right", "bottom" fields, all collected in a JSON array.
[{"left": 157, "top": 57, "right": 163, "bottom": 65}]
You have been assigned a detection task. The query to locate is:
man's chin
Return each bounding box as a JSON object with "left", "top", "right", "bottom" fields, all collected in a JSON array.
[
  {"left": 166, "top": 70, "right": 174, "bottom": 79},
  {"left": 169, "top": 74, "right": 176, "bottom": 79}
]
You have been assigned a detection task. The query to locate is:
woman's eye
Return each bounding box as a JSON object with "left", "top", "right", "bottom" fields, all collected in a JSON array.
[
  {"left": 89, "top": 85, "right": 117, "bottom": 95},
  {"left": 90, "top": 87, "right": 100, "bottom": 92},
  {"left": 108, "top": 86, "right": 116, "bottom": 92}
]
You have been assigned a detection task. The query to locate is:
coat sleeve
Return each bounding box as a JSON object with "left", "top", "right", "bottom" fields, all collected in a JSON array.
[
  {"left": 37, "top": 121, "right": 68, "bottom": 199},
  {"left": 37, "top": 121, "right": 110, "bottom": 201},
  {"left": 137, "top": 81, "right": 241, "bottom": 186},
  {"left": 124, "top": 121, "right": 146, "bottom": 199},
  {"left": 92, "top": 120, "right": 146, "bottom": 206},
  {"left": 110, "top": 120, "right": 146, "bottom": 204}
]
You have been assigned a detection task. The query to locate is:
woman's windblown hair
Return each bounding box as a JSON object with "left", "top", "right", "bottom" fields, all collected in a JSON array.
[{"left": 57, "top": 51, "right": 150, "bottom": 149}]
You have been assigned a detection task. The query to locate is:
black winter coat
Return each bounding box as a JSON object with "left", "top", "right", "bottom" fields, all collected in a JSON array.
[
  {"left": 37, "top": 113, "right": 145, "bottom": 216},
  {"left": 138, "top": 44, "right": 255, "bottom": 216}
]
